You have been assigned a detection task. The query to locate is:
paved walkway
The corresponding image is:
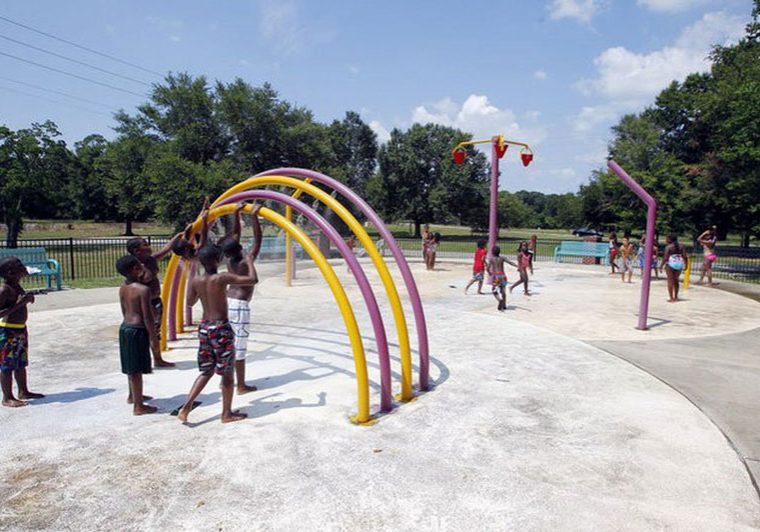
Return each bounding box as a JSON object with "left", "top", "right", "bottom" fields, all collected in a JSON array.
[{"left": 1, "top": 260, "right": 759, "bottom": 530}]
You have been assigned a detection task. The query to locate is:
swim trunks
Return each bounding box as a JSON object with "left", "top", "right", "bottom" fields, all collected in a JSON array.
[
  {"left": 0, "top": 324, "right": 28, "bottom": 373},
  {"left": 150, "top": 298, "right": 163, "bottom": 342},
  {"left": 119, "top": 323, "right": 152, "bottom": 375},
  {"left": 197, "top": 319, "right": 235, "bottom": 375},
  {"left": 227, "top": 297, "right": 251, "bottom": 361},
  {"left": 471, "top": 271, "right": 484, "bottom": 282},
  {"left": 492, "top": 272, "right": 507, "bottom": 288}
]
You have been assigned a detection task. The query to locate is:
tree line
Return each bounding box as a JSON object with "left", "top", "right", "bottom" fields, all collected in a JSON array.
[{"left": 1, "top": 2, "right": 758, "bottom": 246}]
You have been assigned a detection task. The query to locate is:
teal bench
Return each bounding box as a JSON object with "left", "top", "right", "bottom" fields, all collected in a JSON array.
[
  {"left": 0, "top": 247, "right": 62, "bottom": 290},
  {"left": 554, "top": 241, "right": 609, "bottom": 265}
]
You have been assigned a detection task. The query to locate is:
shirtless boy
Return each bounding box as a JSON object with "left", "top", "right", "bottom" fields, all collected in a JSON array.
[
  {"left": 488, "top": 246, "right": 518, "bottom": 311},
  {"left": 619, "top": 237, "right": 635, "bottom": 283},
  {"left": 116, "top": 255, "right": 158, "bottom": 415},
  {"left": 222, "top": 202, "right": 262, "bottom": 395},
  {"left": 0, "top": 257, "right": 44, "bottom": 407},
  {"left": 177, "top": 243, "right": 258, "bottom": 424}
]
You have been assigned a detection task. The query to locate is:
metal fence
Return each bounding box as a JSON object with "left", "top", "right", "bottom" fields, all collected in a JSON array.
[{"left": 1, "top": 234, "right": 758, "bottom": 288}]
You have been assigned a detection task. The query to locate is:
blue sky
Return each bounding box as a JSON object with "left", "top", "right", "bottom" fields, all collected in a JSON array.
[{"left": 0, "top": 0, "right": 753, "bottom": 193}]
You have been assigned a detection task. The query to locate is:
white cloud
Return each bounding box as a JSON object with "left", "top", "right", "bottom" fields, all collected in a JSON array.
[
  {"left": 410, "top": 95, "right": 547, "bottom": 158},
  {"left": 259, "top": 1, "right": 301, "bottom": 56},
  {"left": 369, "top": 120, "right": 390, "bottom": 144},
  {"left": 573, "top": 11, "right": 745, "bottom": 131},
  {"left": 534, "top": 70, "right": 548, "bottom": 80},
  {"left": 637, "top": 0, "right": 707, "bottom": 13},
  {"left": 548, "top": 0, "right": 601, "bottom": 23},
  {"left": 349, "top": 65, "right": 360, "bottom": 75}
]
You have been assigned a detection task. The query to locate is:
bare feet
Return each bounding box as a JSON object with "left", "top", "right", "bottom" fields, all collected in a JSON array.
[
  {"left": 524, "top": 291, "right": 531, "bottom": 296},
  {"left": 177, "top": 406, "right": 190, "bottom": 423},
  {"left": 2, "top": 398, "right": 27, "bottom": 407},
  {"left": 127, "top": 394, "right": 153, "bottom": 404},
  {"left": 133, "top": 404, "right": 158, "bottom": 416},
  {"left": 18, "top": 391, "right": 45, "bottom": 400},
  {"left": 477, "top": 291, "right": 485, "bottom": 295},
  {"left": 222, "top": 410, "right": 248, "bottom": 423},
  {"left": 237, "top": 384, "right": 258, "bottom": 395},
  {"left": 154, "top": 359, "right": 175, "bottom": 368}
]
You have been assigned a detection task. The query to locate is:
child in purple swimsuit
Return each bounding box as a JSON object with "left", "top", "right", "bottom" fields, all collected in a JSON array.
[{"left": 488, "top": 246, "right": 518, "bottom": 312}]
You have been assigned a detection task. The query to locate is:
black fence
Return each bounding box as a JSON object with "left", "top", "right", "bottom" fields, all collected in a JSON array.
[{"left": 1, "top": 234, "right": 758, "bottom": 288}]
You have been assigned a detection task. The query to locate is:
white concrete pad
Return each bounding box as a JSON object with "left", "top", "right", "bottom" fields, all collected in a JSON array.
[{"left": 1, "top": 261, "right": 758, "bottom": 530}]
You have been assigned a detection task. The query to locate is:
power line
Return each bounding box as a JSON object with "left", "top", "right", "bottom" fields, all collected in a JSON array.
[
  {"left": 0, "top": 15, "right": 163, "bottom": 77},
  {"left": 0, "top": 75, "right": 119, "bottom": 111},
  {"left": 0, "top": 34, "right": 152, "bottom": 87},
  {"left": 0, "top": 83, "right": 113, "bottom": 117},
  {"left": 0, "top": 50, "right": 147, "bottom": 98}
]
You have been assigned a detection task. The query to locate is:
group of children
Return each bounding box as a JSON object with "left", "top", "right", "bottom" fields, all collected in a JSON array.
[
  {"left": 465, "top": 236, "right": 536, "bottom": 312},
  {"left": 608, "top": 227, "right": 717, "bottom": 303},
  {"left": 115, "top": 199, "right": 263, "bottom": 422}
]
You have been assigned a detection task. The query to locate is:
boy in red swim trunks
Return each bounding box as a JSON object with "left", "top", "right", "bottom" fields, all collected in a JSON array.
[
  {"left": 0, "top": 257, "right": 44, "bottom": 407},
  {"left": 177, "top": 243, "right": 258, "bottom": 424}
]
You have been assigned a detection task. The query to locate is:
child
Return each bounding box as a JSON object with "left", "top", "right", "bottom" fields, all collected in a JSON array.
[
  {"left": 637, "top": 235, "right": 660, "bottom": 279},
  {"left": 222, "top": 202, "right": 262, "bottom": 395},
  {"left": 696, "top": 225, "right": 718, "bottom": 287},
  {"left": 176, "top": 243, "right": 258, "bottom": 424},
  {"left": 171, "top": 197, "right": 211, "bottom": 260},
  {"left": 464, "top": 239, "right": 487, "bottom": 295},
  {"left": 427, "top": 233, "right": 441, "bottom": 270},
  {"left": 619, "top": 237, "right": 635, "bottom": 283},
  {"left": 509, "top": 242, "right": 532, "bottom": 296},
  {"left": 488, "top": 246, "right": 518, "bottom": 311},
  {"left": 116, "top": 255, "right": 158, "bottom": 415},
  {"left": 0, "top": 257, "right": 44, "bottom": 407},
  {"left": 527, "top": 234, "right": 538, "bottom": 275},
  {"left": 608, "top": 232, "right": 619, "bottom": 274},
  {"left": 660, "top": 233, "right": 686, "bottom": 303}
]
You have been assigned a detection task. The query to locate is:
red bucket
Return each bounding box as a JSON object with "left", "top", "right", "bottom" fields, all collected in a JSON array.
[
  {"left": 521, "top": 152, "right": 533, "bottom": 167},
  {"left": 453, "top": 150, "right": 466, "bottom": 165}
]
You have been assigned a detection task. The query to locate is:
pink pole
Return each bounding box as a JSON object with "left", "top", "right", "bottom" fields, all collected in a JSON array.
[
  {"left": 185, "top": 261, "right": 196, "bottom": 326},
  {"left": 487, "top": 139, "right": 500, "bottom": 278},
  {"left": 608, "top": 160, "right": 657, "bottom": 330},
  {"left": 258, "top": 168, "right": 432, "bottom": 391}
]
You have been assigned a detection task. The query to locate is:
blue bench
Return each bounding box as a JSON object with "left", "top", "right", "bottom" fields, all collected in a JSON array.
[
  {"left": 554, "top": 241, "right": 609, "bottom": 264},
  {"left": 0, "top": 247, "right": 62, "bottom": 290}
]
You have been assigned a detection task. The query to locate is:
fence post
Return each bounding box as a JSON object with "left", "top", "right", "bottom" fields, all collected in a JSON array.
[{"left": 69, "top": 237, "right": 75, "bottom": 280}]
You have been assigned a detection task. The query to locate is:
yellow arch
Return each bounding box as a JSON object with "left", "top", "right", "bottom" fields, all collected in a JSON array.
[
  {"left": 175, "top": 260, "right": 189, "bottom": 334},
  {"left": 162, "top": 203, "right": 372, "bottom": 424},
  {"left": 212, "top": 175, "right": 414, "bottom": 401}
]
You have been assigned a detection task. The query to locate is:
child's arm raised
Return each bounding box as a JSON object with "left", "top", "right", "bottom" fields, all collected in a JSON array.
[
  {"left": 153, "top": 231, "right": 185, "bottom": 261},
  {"left": 229, "top": 202, "right": 245, "bottom": 243},
  {"left": 250, "top": 205, "right": 262, "bottom": 262},
  {"left": 198, "top": 197, "right": 210, "bottom": 249}
]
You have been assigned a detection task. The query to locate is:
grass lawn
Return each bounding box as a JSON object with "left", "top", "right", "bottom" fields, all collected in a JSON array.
[{"left": 2, "top": 220, "right": 174, "bottom": 239}]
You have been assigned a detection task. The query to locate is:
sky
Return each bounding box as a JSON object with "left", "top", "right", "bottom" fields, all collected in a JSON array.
[{"left": 0, "top": 0, "right": 754, "bottom": 194}]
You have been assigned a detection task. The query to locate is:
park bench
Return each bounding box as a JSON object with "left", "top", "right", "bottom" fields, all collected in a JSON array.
[
  {"left": 0, "top": 247, "right": 62, "bottom": 290},
  {"left": 554, "top": 240, "right": 609, "bottom": 265}
]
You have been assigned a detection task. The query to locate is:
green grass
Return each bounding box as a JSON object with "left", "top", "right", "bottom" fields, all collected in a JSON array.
[{"left": 2, "top": 220, "right": 174, "bottom": 239}]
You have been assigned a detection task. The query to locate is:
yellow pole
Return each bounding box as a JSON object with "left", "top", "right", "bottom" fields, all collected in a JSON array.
[
  {"left": 159, "top": 254, "right": 180, "bottom": 352},
  {"left": 683, "top": 254, "right": 691, "bottom": 291},
  {"left": 175, "top": 260, "right": 188, "bottom": 334},
  {"left": 172, "top": 203, "right": 371, "bottom": 423},
  {"left": 212, "top": 175, "right": 414, "bottom": 401}
]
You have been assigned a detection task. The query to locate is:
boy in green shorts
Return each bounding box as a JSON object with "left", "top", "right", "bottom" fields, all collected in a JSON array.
[{"left": 116, "top": 255, "right": 158, "bottom": 415}]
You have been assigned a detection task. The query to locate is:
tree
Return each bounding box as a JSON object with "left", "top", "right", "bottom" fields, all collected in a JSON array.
[
  {"left": 0, "top": 122, "right": 75, "bottom": 246},
  {"left": 70, "top": 134, "right": 117, "bottom": 221},
  {"left": 372, "top": 124, "right": 488, "bottom": 236},
  {"left": 326, "top": 111, "right": 378, "bottom": 196},
  {"left": 97, "top": 134, "right": 156, "bottom": 236}
]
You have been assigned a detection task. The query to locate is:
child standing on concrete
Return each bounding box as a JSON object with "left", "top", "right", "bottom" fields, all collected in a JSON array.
[
  {"left": 0, "top": 257, "right": 44, "bottom": 407},
  {"left": 619, "top": 237, "right": 635, "bottom": 283},
  {"left": 488, "top": 246, "right": 518, "bottom": 311},
  {"left": 177, "top": 243, "right": 258, "bottom": 424},
  {"left": 116, "top": 255, "right": 158, "bottom": 415},
  {"left": 464, "top": 239, "right": 488, "bottom": 295},
  {"left": 222, "top": 202, "right": 262, "bottom": 395},
  {"left": 509, "top": 242, "right": 532, "bottom": 296}
]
